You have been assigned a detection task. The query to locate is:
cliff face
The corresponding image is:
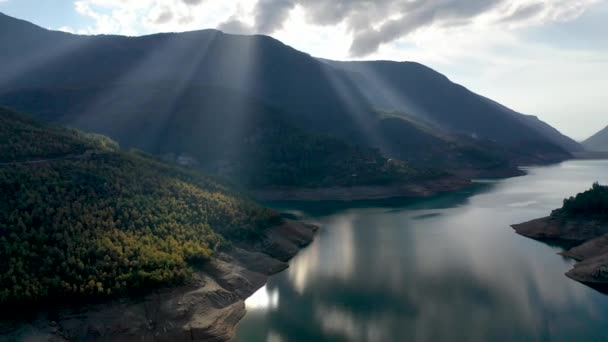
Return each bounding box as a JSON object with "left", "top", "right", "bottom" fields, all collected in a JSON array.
[
  {"left": 512, "top": 217, "right": 608, "bottom": 287},
  {"left": 3, "top": 220, "right": 318, "bottom": 342}
]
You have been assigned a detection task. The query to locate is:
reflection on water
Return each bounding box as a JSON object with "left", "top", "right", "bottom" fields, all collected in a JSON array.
[
  {"left": 246, "top": 286, "right": 280, "bottom": 310},
  {"left": 236, "top": 160, "right": 608, "bottom": 342}
]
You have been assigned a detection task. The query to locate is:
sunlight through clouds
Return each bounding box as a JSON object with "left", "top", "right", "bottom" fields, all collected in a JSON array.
[
  {"left": 61, "top": 0, "right": 608, "bottom": 139},
  {"left": 70, "top": 0, "right": 601, "bottom": 56},
  {"left": 65, "top": 0, "right": 604, "bottom": 78}
]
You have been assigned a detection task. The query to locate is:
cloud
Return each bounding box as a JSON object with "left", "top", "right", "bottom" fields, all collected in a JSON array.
[
  {"left": 349, "top": 0, "right": 506, "bottom": 56},
  {"left": 217, "top": 16, "right": 252, "bottom": 35},
  {"left": 500, "top": 2, "right": 545, "bottom": 23},
  {"left": 244, "top": 0, "right": 599, "bottom": 57},
  {"left": 72, "top": 0, "right": 235, "bottom": 35},
  {"left": 254, "top": 0, "right": 296, "bottom": 34},
  {"left": 71, "top": 0, "right": 600, "bottom": 56},
  {"left": 152, "top": 8, "right": 173, "bottom": 24}
]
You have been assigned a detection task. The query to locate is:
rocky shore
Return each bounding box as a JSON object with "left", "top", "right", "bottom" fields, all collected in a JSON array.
[
  {"left": 512, "top": 216, "right": 608, "bottom": 287},
  {"left": 253, "top": 176, "right": 473, "bottom": 202},
  {"left": 2, "top": 220, "right": 318, "bottom": 342}
]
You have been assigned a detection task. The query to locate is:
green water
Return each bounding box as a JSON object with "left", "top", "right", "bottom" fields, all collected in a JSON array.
[{"left": 235, "top": 160, "right": 608, "bottom": 342}]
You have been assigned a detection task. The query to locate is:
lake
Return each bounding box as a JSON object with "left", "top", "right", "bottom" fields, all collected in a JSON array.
[{"left": 235, "top": 160, "right": 608, "bottom": 342}]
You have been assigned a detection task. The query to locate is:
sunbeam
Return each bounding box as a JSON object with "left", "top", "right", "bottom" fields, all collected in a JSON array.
[
  {"left": 328, "top": 60, "right": 434, "bottom": 123},
  {"left": 0, "top": 25, "right": 89, "bottom": 90},
  {"left": 316, "top": 60, "right": 393, "bottom": 157}
]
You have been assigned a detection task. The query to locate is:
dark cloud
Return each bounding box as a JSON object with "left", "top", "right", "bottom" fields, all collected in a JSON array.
[
  {"left": 150, "top": 0, "right": 591, "bottom": 57},
  {"left": 153, "top": 9, "right": 173, "bottom": 24},
  {"left": 246, "top": 0, "right": 570, "bottom": 57},
  {"left": 350, "top": 0, "right": 506, "bottom": 56},
  {"left": 218, "top": 0, "right": 296, "bottom": 35},
  {"left": 254, "top": 0, "right": 296, "bottom": 34},
  {"left": 217, "top": 16, "right": 253, "bottom": 35}
]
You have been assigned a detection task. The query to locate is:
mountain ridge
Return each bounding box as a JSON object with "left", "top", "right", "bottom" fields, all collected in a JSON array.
[
  {"left": 325, "top": 59, "right": 581, "bottom": 153},
  {"left": 583, "top": 126, "right": 608, "bottom": 152},
  {"left": 0, "top": 12, "right": 577, "bottom": 186}
]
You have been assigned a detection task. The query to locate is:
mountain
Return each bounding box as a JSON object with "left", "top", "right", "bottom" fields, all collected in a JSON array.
[
  {"left": 0, "top": 12, "right": 575, "bottom": 185},
  {"left": 324, "top": 60, "right": 582, "bottom": 153},
  {"left": 583, "top": 126, "right": 608, "bottom": 152}
]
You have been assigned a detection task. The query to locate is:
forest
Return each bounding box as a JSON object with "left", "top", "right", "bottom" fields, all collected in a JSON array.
[
  {"left": 0, "top": 109, "right": 118, "bottom": 162},
  {"left": 224, "top": 118, "right": 439, "bottom": 188},
  {"left": 0, "top": 108, "right": 279, "bottom": 305},
  {"left": 0, "top": 85, "right": 442, "bottom": 189},
  {"left": 553, "top": 182, "right": 608, "bottom": 219}
]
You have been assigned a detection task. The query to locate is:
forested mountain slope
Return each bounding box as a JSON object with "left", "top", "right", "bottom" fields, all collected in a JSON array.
[
  {"left": 0, "top": 107, "right": 281, "bottom": 305},
  {"left": 0, "top": 86, "right": 434, "bottom": 187}
]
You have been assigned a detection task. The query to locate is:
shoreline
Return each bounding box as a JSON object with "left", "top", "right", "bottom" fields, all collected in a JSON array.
[
  {"left": 512, "top": 216, "right": 608, "bottom": 287},
  {"left": 252, "top": 177, "right": 474, "bottom": 202},
  {"left": 3, "top": 220, "right": 318, "bottom": 342}
]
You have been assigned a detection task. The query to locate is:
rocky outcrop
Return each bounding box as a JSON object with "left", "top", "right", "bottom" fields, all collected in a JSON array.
[
  {"left": 2, "top": 220, "right": 318, "bottom": 342},
  {"left": 560, "top": 235, "right": 608, "bottom": 285},
  {"left": 512, "top": 217, "right": 608, "bottom": 244},
  {"left": 512, "top": 217, "right": 608, "bottom": 287}
]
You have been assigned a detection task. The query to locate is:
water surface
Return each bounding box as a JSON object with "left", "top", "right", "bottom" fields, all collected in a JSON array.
[{"left": 235, "top": 160, "right": 608, "bottom": 342}]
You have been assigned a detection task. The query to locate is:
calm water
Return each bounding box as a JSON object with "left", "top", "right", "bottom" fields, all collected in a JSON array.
[{"left": 235, "top": 160, "right": 608, "bottom": 342}]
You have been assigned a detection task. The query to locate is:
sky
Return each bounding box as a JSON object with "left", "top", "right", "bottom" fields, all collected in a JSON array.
[{"left": 0, "top": 0, "right": 606, "bottom": 140}]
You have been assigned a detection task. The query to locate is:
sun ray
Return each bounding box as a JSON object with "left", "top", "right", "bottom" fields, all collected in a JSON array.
[{"left": 316, "top": 60, "right": 392, "bottom": 155}]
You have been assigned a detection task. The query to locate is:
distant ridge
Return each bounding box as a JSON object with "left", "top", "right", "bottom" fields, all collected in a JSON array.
[{"left": 583, "top": 126, "right": 608, "bottom": 152}]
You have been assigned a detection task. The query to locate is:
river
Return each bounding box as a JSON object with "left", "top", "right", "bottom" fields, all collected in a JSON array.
[{"left": 235, "top": 160, "right": 608, "bottom": 342}]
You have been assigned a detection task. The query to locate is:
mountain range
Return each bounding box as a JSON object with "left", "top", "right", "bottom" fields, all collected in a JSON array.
[{"left": 0, "top": 12, "right": 581, "bottom": 190}]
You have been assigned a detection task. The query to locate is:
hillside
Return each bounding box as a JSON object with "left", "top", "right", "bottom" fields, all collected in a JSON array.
[
  {"left": 583, "top": 126, "right": 608, "bottom": 152},
  {"left": 0, "top": 107, "right": 295, "bottom": 306},
  {"left": 326, "top": 60, "right": 581, "bottom": 154},
  {"left": 0, "top": 85, "right": 437, "bottom": 189},
  {"left": 0, "top": 12, "right": 574, "bottom": 179},
  {"left": 371, "top": 110, "right": 522, "bottom": 178}
]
